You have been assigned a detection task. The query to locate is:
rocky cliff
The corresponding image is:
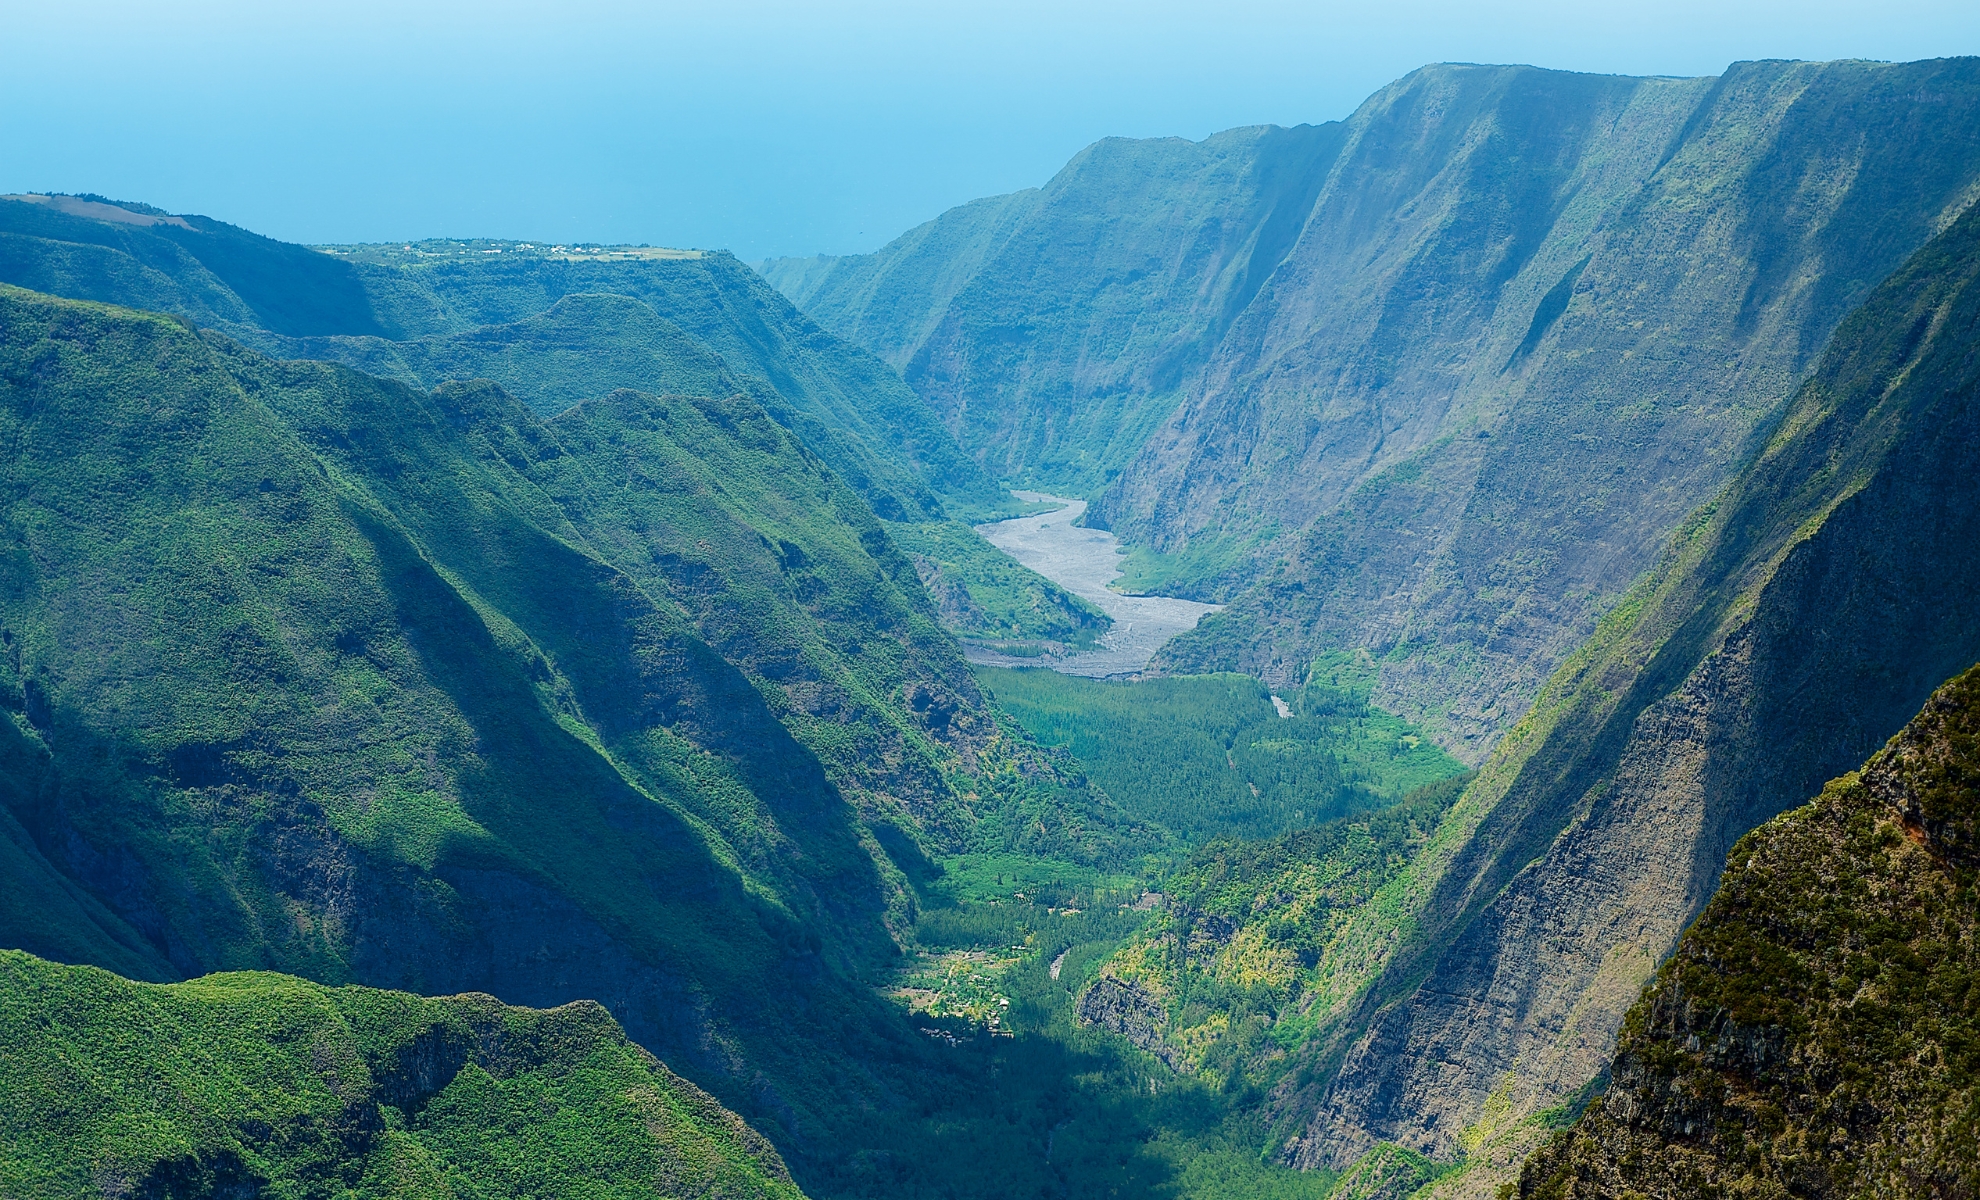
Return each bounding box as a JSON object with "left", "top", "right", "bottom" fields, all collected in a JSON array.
[
  {"left": 769, "top": 58, "right": 1980, "bottom": 763},
  {"left": 1267, "top": 158, "right": 1980, "bottom": 1179},
  {"left": 1518, "top": 661, "right": 1980, "bottom": 1199},
  {"left": 1146, "top": 58, "right": 1980, "bottom": 761},
  {"left": 762, "top": 123, "right": 1344, "bottom": 494}
]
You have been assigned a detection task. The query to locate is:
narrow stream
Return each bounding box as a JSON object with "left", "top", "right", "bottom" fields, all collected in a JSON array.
[{"left": 964, "top": 491, "right": 1220, "bottom": 678}]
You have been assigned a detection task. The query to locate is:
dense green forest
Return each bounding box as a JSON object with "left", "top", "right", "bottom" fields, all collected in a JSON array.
[{"left": 975, "top": 656, "right": 1466, "bottom": 845}]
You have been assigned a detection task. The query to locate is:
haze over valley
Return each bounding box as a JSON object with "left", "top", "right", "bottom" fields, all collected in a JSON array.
[{"left": 2, "top": 16, "right": 1978, "bottom": 1200}]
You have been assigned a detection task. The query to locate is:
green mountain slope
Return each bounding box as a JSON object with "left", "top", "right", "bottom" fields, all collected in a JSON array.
[
  {"left": 0, "top": 196, "right": 1098, "bottom": 651},
  {"left": 770, "top": 58, "right": 1980, "bottom": 769},
  {"left": 1262, "top": 157, "right": 1980, "bottom": 1183},
  {"left": 1519, "top": 662, "right": 1980, "bottom": 1199},
  {"left": 0, "top": 283, "right": 1131, "bottom": 1192},
  {"left": 0, "top": 949, "right": 804, "bottom": 1200},
  {"left": 0, "top": 199, "right": 998, "bottom": 524},
  {"left": 1073, "top": 774, "right": 1468, "bottom": 1081}
]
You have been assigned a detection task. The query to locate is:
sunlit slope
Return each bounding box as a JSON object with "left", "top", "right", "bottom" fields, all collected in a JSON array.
[
  {"left": 0, "top": 194, "right": 1091, "bottom": 645},
  {"left": 1146, "top": 57, "right": 1980, "bottom": 755},
  {"left": 0, "top": 284, "right": 1117, "bottom": 1183},
  {"left": 1268, "top": 175, "right": 1980, "bottom": 1177},
  {"left": 1519, "top": 662, "right": 1980, "bottom": 1199},
  {"left": 0, "top": 950, "right": 806, "bottom": 1200}
]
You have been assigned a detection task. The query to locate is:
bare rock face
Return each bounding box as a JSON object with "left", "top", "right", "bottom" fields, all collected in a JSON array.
[
  {"left": 1274, "top": 193, "right": 1980, "bottom": 1170},
  {"left": 1074, "top": 975, "right": 1181, "bottom": 1069},
  {"left": 909, "top": 554, "right": 991, "bottom": 631}
]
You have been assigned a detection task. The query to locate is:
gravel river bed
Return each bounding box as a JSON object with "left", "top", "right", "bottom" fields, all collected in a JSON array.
[{"left": 963, "top": 491, "right": 1220, "bottom": 678}]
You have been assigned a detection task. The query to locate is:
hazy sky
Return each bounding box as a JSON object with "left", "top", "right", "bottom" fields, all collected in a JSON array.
[{"left": 4, "top": 1, "right": 1978, "bottom": 258}]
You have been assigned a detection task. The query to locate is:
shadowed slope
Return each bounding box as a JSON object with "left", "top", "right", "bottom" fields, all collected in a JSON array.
[
  {"left": 0, "top": 284, "right": 1127, "bottom": 1192},
  {"left": 1266, "top": 173, "right": 1980, "bottom": 1179}
]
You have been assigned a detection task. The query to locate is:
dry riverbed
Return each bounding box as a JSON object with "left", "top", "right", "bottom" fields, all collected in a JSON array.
[{"left": 966, "top": 492, "right": 1219, "bottom": 678}]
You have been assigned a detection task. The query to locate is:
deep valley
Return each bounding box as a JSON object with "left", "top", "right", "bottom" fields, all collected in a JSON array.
[{"left": 3, "top": 49, "right": 1979, "bottom": 1200}]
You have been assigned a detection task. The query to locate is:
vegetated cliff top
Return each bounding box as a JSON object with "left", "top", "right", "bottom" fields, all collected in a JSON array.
[
  {"left": 1519, "top": 659, "right": 1980, "bottom": 1199},
  {"left": 0, "top": 191, "right": 999, "bottom": 523},
  {"left": 0, "top": 949, "right": 805, "bottom": 1200}
]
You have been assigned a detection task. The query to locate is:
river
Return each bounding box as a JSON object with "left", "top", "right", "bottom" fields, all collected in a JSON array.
[{"left": 963, "top": 491, "right": 1220, "bottom": 678}]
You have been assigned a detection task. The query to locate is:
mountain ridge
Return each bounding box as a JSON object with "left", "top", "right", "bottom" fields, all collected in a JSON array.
[
  {"left": 1268, "top": 162, "right": 1980, "bottom": 1178},
  {"left": 768, "top": 57, "right": 1980, "bottom": 769},
  {"left": 0, "top": 948, "right": 807, "bottom": 1200}
]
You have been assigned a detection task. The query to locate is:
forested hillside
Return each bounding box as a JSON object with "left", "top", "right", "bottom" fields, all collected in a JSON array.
[
  {"left": 0, "top": 283, "right": 1144, "bottom": 1195},
  {"left": 0, "top": 951, "right": 804, "bottom": 1200},
  {"left": 1519, "top": 662, "right": 1980, "bottom": 1199},
  {"left": 771, "top": 58, "right": 1980, "bottom": 768}
]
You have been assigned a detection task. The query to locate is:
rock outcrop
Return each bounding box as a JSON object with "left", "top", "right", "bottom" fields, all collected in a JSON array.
[{"left": 1074, "top": 974, "right": 1180, "bottom": 1068}]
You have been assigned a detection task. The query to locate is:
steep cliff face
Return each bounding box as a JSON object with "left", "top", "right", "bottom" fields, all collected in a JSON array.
[
  {"left": 1148, "top": 56, "right": 1980, "bottom": 757},
  {"left": 1518, "top": 662, "right": 1980, "bottom": 1199},
  {"left": 763, "top": 123, "right": 1347, "bottom": 492},
  {"left": 1269, "top": 170, "right": 1980, "bottom": 1176},
  {"left": 772, "top": 59, "right": 1980, "bottom": 763}
]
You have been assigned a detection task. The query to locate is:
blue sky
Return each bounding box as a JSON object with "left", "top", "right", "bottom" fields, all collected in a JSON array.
[{"left": 4, "top": 1, "right": 1977, "bottom": 258}]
